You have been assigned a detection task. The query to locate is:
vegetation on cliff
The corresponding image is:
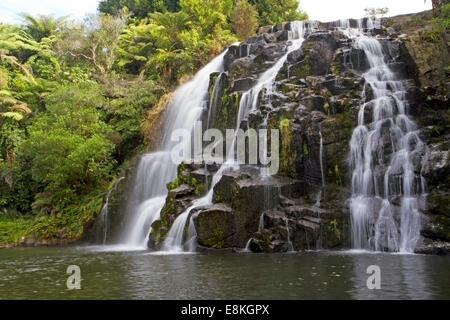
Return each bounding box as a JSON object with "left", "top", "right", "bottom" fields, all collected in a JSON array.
[{"left": 0, "top": 0, "right": 307, "bottom": 245}]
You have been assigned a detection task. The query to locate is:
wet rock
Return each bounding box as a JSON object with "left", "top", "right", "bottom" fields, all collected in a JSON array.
[
  {"left": 287, "top": 48, "right": 304, "bottom": 64},
  {"left": 258, "top": 26, "right": 273, "bottom": 35},
  {"left": 170, "top": 184, "right": 194, "bottom": 199},
  {"left": 263, "top": 33, "right": 277, "bottom": 43},
  {"left": 228, "top": 57, "right": 255, "bottom": 79},
  {"left": 232, "top": 77, "right": 256, "bottom": 92},
  {"left": 193, "top": 204, "right": 234, "bottom": 249},
  {"left": 415, "top": 240, "right": 450, "bottom": 255},
  {"left": 276, "top": 30, "right": 290, "bottom": 41},
  {"left": 302, "top": 31, "right": 338, "bottom": 75}
]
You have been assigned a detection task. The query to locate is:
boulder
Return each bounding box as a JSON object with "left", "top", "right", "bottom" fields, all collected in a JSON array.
[{"left": 193, "top": 204, "right": 234, "bottom": 249}]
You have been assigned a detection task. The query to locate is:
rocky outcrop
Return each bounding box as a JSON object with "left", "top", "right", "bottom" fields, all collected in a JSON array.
[
  {"left": 384, "top": 11, "right": 450, "bottom": 254},
  {"left": 89, "top": 10, "right": 449, "bottom": 255}
]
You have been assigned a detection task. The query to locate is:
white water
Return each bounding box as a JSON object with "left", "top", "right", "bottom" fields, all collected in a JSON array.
[
  {"left": 336, "top": 20, "right": 427, "bottom": 253},
  {"left": 162, "top": 21, "right": 309, "bottom": 253},
  {"left": 238, "top": 21, "right": 308, "bottom": 123},
  {"left": 114, "top": 50, "right": 228, "bottom": 250},
  {"left": 258, "top": 212, "right": 265, "bottom": 232},
  {"left": 319, "top": 129, "right": 325, "bottom": 188},
  {"left": 314, "top": 129, "right": 325, "bottom": 207},
  {"left": 97, "top": 177, "right": 124, "bottom": 244},
  {"left": 285, "top": 218, "right": 294, "bottom": 252}
]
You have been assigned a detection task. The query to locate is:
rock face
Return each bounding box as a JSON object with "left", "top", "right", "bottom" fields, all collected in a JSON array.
[
  {"left": 383, "top": 11, "right": 449, "bottom": 254},
  {"left": 88, "top": 11, "right": 449, "bottom": 254}
]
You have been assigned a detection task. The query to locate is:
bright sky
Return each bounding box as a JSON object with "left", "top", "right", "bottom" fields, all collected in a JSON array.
[
  {"left": 0, "top": 0, "right": 100, "bottom": 24},
  {"left": 0, "top": 0, "right": 433, "bottom": 24},
  {"left": 300, "top": 0, "right": 432, "bottom": 22}
]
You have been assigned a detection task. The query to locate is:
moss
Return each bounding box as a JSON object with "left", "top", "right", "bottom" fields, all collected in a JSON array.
[
  {"left": 208, "top": 72, "right": 220, "bottom": 98},
  {"left": 290, "top": 54, "right": 311, "bottom": 79},
  {"left": 330, "top": 59, "right": 341, "bottom": 75},
  {"left": 327, "top": 219, "right": 341, "bottom": 240},
  {"left": 167, "top": 177, "right": 180, "bottom": 191},
  {"left": 279, "top": 116, "right": 297, "bottom": 177},
  {"left": 216, "top": 90, "right": 240, "bottom": 133},
  {"left": 189, "top": 176, "right": 206, "bottom": 196},
  {"left": 320, "top": 88, "right": 332, "bottom": 115},
  {"left": 334, "top": 164, "right": 343, "bottom": 185},
  {"left": 252, "top": 230, "right": 272, "bottom": 252},
  {"left": 427, "top": 191, "right": 450, "bottom": 218},
  {"left": 421, "top": 27, "right": 442, "bottom": 44},
  {"left": 150, "top": 220, "right": 164, "bottom": 245},
  {"left": 204, "top": 226, "right": 226, "bottom": 249},
  {"left": 160, "top": 195, "right": 175, "bottom": 228},
  {"left": 302, "top": 142, "right": 309, "bottom": 156}
]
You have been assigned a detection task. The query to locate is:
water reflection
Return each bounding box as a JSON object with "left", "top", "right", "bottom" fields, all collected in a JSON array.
[{"left": 0, "top": 247, "right": 448, "bottom": 299}]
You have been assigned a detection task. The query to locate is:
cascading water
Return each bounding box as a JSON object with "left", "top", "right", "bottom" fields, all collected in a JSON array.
[
  {"left": 207, "top": 72, "right": 227, "bottom": 130},
  {"left": 161, "top": 21, "right": 310, "bottom": 253},
  {"left": 95, "top": 177, "right": 124, "bottom": 244},
  {"left": 238, "top": 21, "right": 308, "bottom": 123},
  {"left": 319, "top": 129, "right": 325, "bottom": 187},
  {"left": 285, "top": 218, "right": 294, "bottom": 252},
  {"left": 337, "top": 20, "right": 428, "bottom": 253},
  {"left": 114, "top": 50, "right": 228, "bottom": 250},
  {"left": 258, "top": 212, "right": 265, "bottom": 232},
  {"left": 315, "top": 128, "right": 325, "bottom": 207}
]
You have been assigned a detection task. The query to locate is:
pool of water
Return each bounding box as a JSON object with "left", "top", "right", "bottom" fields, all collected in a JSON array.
[{"left": 0, "top": 246, "right": 449, "bottom": 299}]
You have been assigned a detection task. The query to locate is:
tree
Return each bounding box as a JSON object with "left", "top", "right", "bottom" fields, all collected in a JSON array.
[
  {"left": 20, "top": 14, "right": 67, "bottom": 42},
  {"left": 53, "top": 13, "right": 128, "bottom": 76},
  {"left": 251, "top": 0, "right": 308, "bottom": 26},
  {"left": 425, "top": 0, "right": 448, "bottom": 10},
  {"left": 364, "top": 7, "right": 389, "bottom": 19},
  {"left": 179, "top": 0, "right": 229, "bottom": 37},
  {"left": 431, "top": 2, "right": 450, "bottom": 30},
  {"left": 231, "top": 0, "right": 259, "bottom": 39},
  {"left": 19, "top": 84, "right": 116, "bottom": 209},
  {"left": 98, "top": 0, "right": 177, "bottom": 17}
]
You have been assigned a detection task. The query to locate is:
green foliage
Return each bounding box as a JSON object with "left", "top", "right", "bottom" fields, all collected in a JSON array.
[
  {"left": 52, "top": 13, "right": 127, "bottom": 75},
  {"left": 20, "top": 14, "right": 68, "bottom": 42},
  {"left": 328, "top": 219, "right": 341, "bottom": 240},
  {"left": 98, "top": 0, "right": 176, "bottom": 18},
  {"left": 231, "top": 0, "right": 259, "bottom": 40},
  {"left": 431, "top": 3, "right": 450, "bottom": 31},
  {"left": 0, "top": 0, "right": 312, "bottom": 244},
  {"left": 364, "top": 7, "right": 389, "bottom": 19},
  {"left": 117, "top": 1, "right": 236, "bottom": 81},
  {"left": 19, "top": 88, "right": 116, "bottom": 209},
  {"left": 421, "top": 27, "right": 442, "bottom": 42},
  {"left": 251, "top": 0, "right": 308, "bottom": 25}
]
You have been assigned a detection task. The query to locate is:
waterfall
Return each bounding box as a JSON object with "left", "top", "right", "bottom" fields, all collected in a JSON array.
[
  {"left": 114, "top": 50, "right": 228, "bottom": 250},
  {"left": 207, "top": 72, "right": 226, "bottom": 130},
  {"left": 96, "top": 177, "right": 124, "bottom": 244},
  {"left": 258, "top": 212, "right": 265, "bottom": 232},
  {"left": 285, "top": 218, "right": 294, "bottom": 252},
  {"left": 161, "top": 21, "right": 309, "bottom": 253},
  {"left": 243, "top": 238, "right": 253, "bottom": 252},
  {"left": 314, "top": 129, "right": 325, "bottom": 208},
  {"left": 338, "top": 20, "right": 427, "bottom": 253},
  {"left": 238, "top": 21, "right": 307, "bottom": 122},
  {"left": 319, "top": 129, "right": 325, "bottom": 187}
]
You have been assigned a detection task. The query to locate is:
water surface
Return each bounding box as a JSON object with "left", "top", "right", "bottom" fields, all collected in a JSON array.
[{"left": 0, "top": 247, "right": 448, "bottom": 299}]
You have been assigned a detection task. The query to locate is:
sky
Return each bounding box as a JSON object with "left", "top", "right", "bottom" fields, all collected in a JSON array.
[
  {"left": 0, "top": 0, "right": 433, "bottom": 24},
  {"left": 300, "top": 0, "right": 432, "bottom": 22},
  {"left": 0, "top": 0, "right": 100, "bottom": 24}
]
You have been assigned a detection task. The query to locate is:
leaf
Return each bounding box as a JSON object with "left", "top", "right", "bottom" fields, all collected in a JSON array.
[{"left": 1, "top": 111, "right": 24, "bottom": 121}]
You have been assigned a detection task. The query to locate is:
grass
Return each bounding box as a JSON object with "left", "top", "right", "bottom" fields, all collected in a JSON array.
[{"left": 0, "top": 216, "right": 34, "bottom": 244}]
